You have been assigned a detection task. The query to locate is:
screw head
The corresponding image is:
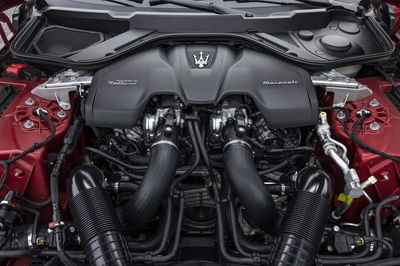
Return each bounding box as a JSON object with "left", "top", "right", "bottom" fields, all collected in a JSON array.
[
  {"left": 24, "top": 98, "right": 35, "bottom": 106},
  {"left": 238, "top": 127, "right": 246, "bottom": 133},
  {"left": 369, "top": 122, "right": 381, "bottom": 131},
  {"left": 57, "top": 110, "right": 67, "bottom": 118},
  {"left": 23, "top": 120, "right": 34, "bottom": 129},
  {"left": 336, "top": 111, "right": 346, "bottom": 120},
  {"left": 369, "top": 99, "right": 380, "bottom": 108},
  {"left": 165, "top": 126, "right": 173, "bottom": 132}
]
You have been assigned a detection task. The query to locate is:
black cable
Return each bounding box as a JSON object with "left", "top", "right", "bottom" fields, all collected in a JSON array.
[
  {"left": 110, "top": 138, "right": 138, "bottom": 156},
  {"left": 351, "top": 115, "right": 400, "bottom": 163},
  {"left": 129, "top": 197, "right": 173, "bottom": 257},
  {"left": 50, "top": 117, "right": 84, "bottom": 266},
  {"left": 151, "top": 195, "right": 184, "bottom": 263},
  {"left": 0, "top": 162, "right": 8, "bottom": 194},
  {"left": 258, "top": 160, "right": 289, "bottom": 176},
  {"left": 228, "top": 200, "right": 272, "bottom": 254},
  {"left": 228, "top": 199, "right": 252, "bottom": 257},
  {"left": 374, "top": 196, "right": 400, "bottom": 239},
  {"left": 84, "top": 147, "right": 148, "bottom": 170},
  {"left": 375, "top": 67, "right": 400, "bottom": 96},
  {"left": 193, "top": 121, "right": 262, "bottom": 265},
  {"left": 44, "top": 256, "right": 62, "bottom": 266},
  {"left": 171, "top": 121, "right": 200, "bottom": 191},
  {"left": 363, "top": 237, "right": 394, "bottom": 258},
  {"left": 0, "top": 249, "right": 84, "bottom": 259},
  {"left": 362, "top": 258, "right": 400, "bottom": 266},
  {"left": 0, "top": 110, "right": 56, "bottom": 192},
  {"left": 131, "top": 195, "right": 184, "bottom": 263},
  {"left": 319, "top": 107, "right": 400, "bottom": 163},
  {"left": 114, "top": 164, "right": 144, "bottom": 181},
  {"left": 16, "top": 195, "right": 51, "bottom": 209},
  {"left": 118, "top": 182, "right": 139, "bottom": 192},
  {"left": 316, "top": 200, "right": 396, "bottom": 265},
  {"left": 5, "top": 111, "right": 56, "bottom": 164}
]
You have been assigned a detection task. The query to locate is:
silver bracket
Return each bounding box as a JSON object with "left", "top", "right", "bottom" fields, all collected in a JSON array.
[
  {"left": 311, "top": 70, "right": 372, "bottom": 107},
  {"left": 31, "top": 69, "right": 93, "bottom": 110},
  {"left": 328, "top": 0, "right": 360, "bottom": 12}
]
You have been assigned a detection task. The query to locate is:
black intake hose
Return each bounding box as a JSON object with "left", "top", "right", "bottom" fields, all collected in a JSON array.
[
  {"left": 118, "top": 139, "right": 179, "bottom": 230},
  {"left": 223, "top": 140, "right": 279, "bottom": 234},
  {"left": 68, "top": 166, "right": 131, "bottom": 266},
  {"left": 269, "top": 167, "right": 332, "bottom": 266}
]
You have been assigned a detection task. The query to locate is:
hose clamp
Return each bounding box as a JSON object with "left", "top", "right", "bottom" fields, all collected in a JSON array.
[
  {"left": 223, "top": 139, "right": 251, "bottom": 152},
  {"left": 151, "top": 140, "right": 178, "bottom": 151},
  {"left": 0, "top": 200, "right": 15, "bottom": 208},
  {"left": 48, "top": 221, "right": 65, "bottom": 233}
]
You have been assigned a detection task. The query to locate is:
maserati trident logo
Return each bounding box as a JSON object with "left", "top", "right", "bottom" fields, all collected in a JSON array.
[{"left": 193, "top": 51, "right": 210, "bottom": 68}]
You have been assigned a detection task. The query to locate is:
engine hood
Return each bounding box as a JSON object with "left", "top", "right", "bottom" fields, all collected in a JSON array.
[{"left": 84, "top": 45, "right": 318, "bottom": 128}]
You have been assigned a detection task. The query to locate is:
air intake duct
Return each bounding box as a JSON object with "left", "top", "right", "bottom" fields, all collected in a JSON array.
[
  {"left": 68, "top": 165, "right": 131, "bottom": 266},
  {"left": 118, "top": 138, "right": 179, "bottom": 231},
  {"left": 223, "top": 139, "right": 279, "bottom": 234},
  {"left": 269, "top": 167, "right": 332, "bottom": 266}
]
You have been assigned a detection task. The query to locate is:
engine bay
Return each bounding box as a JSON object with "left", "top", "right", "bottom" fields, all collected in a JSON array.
[{"left": 0, "top": 1, "right": 400, "bottom": 265}]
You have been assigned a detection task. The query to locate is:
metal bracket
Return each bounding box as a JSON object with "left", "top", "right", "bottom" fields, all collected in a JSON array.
[
  {"left": 311, "top": 70, "right": 372, "bottom": 107},
  {"left": 31, "top": 69, "right": 93, "bottom": 110},
  {"left": 328, "top": 0, "right": 361, "bottom": 12}
]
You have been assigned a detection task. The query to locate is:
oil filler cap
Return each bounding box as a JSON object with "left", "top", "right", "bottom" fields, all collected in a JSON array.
[{"left": 320, "top": 35, "right": 351, "bottom": 52}]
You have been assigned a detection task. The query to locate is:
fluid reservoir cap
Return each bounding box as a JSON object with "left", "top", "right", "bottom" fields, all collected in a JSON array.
[
  {"left": 338, "top": 22, "right": 360, "bottom": 34},
  {"left": 298, "top": 30, "right": 314, "bottom": 40},
  {"left": 320, "top": 35, "right": 352, "bottom": 52}
]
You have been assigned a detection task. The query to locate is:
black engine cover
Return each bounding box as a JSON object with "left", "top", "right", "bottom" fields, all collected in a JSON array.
[{"left": 84, "top": 45, "right": 318, "bottom": 128}]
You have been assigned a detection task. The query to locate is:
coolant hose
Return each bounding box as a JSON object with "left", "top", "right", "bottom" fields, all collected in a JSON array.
[
  {"left": 269, "top": 167, "right": 332, "bottom": 266},
  {"left": 118, "top": 139, "right": 179, "bottom": 230},
  {"left": 223, "top": 140, "right": 279, "bottom": 234},
  {"left": 68, "top": 166, "right": 131, "bottom": 266}
]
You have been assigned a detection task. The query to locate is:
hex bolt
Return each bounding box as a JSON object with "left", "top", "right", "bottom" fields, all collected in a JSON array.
[
  {"left": 238, "top": 127, "right": 246, "bottom": 133},
  {"left": 327, "top": 246, "right": 334, "bottom": 252},
  {"left": 13, "top": 168, "right": 24, "bottom": 177},
  {"left": 369, "top": 122, "right": 381, "bottom": 131},
  {"left": 333, "top": 225, "right": 340, "bottom": 232},
  {"left": 369, "top": 99, "right": 380, "bottom": 108},
  {"left": 57, "top": 110, "right": 67, "bottom": 118},
  {"left": 165, "top": 126, "right": 173, "bottom": 132},
  {"left": 336, "top": 111, "right": 346, "bottom": 120},
  {"left": 23, "top": 120, "right": 34, "bottom": 129},
  {"left": 24, "top": 98, "right": 35, "bottom": 106}
]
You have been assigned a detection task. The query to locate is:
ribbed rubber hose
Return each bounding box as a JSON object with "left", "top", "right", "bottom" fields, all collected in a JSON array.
[
  {"left": 68, "top": 166, "right": 131, "bottom": 266},
  {"left": 269, "top": 167, "right": 332, "bottom": 266}
]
